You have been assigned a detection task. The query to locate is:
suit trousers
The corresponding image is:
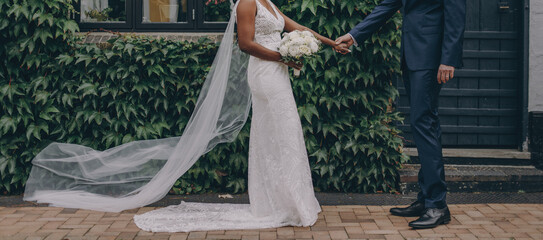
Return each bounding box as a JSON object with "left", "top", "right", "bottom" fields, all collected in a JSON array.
[{"left": 402, "top": 68, "right": 447, "bottom": 209}]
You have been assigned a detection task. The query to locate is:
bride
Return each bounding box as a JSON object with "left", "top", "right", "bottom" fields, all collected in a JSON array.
[{"left": 24, "top": 0, "right": 347, "bottom": 232}]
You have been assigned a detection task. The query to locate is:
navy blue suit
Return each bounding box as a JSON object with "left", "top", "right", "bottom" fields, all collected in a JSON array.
[{"left": 348, "top": 0, "right": 466, "bottom": 208}]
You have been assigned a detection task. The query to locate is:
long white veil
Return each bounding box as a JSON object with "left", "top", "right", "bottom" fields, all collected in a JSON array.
[{"left": 23, "top": 0, "right": 250, "bottom": 212}]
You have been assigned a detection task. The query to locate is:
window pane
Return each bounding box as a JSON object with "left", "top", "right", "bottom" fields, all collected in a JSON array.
[
  {"left": 204, "top": 0, "right": 231, "bottom": 22},
  {"left": 81, "top": 0, "right": 126, "bottom": 22},
  {"left": 142, "top": 0, "right": 188, "bottom": 23}
]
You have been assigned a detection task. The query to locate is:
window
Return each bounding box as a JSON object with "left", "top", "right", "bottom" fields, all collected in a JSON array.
[{"left": 76, "top": 0, "right": 234, "bottom": 32}]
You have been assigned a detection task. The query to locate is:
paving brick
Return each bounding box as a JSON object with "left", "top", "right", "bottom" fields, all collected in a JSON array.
[
  {"left": 240, "top": 235, "right": 258, "bottom": 240},
  {"left": 187, "top": 231, "right": 207, "bottom": 239},
  {"left": 59, "top": 224, "right": 94, "bottom": 229},
  {"left": 384, "top": 234, "right": 404, "bottom": 240},
  {"left": 0, "top": 225, "right": 23, "bottom": 237},
  {"left": 40, "top": 221, "right": 65, "bottom": 230},
  {"left": 364, "top": 230, "right": 399, "bottom": 235},
  {"left": 344, "top": 226, "right": 364, "bottom": 234},
  {"left": 374, "top": 218, "right": 394, "bottom": 228},
  {"left": 324, "top": 215, "right": 341, "bottom": 223},
  {"left": 399, "top": 230, "right": 421, "bottom": 238},
  {"left": 168, "top": 233, "right": 189, "bottom": 240},
  {"left": 0, "top": 217, "right": 22, "bottom": 226},
  {"left": 259, "top": 231, "right": 276, "bottom": 240},
  {"left": 328, "top": 230, "right": 348, "bottom": 239},
  {"left": 454, "top": 233, "right": 478, "bottom": 240},
  {"left": 36, "top": 218, "right": 68, "bottom": 222},
  {"left": 310, "top": 226, "right": 344, "bottom": 231},
  {"left": 205, "top": 234, "right": 241, "bottom": 239},
  {"left": 98, "top": 236, "right": 117, "bottom": 240},
  {"left": 224, "top": 230, "right": 259, "bottom": 235},
  {"left": 294, "top": 231, "right": 313, "bottom": 238},
  {"left": 43, "top": 232, "right": 68, "bottom": 240},
  {"left": 66, "top": 229, "right": 91, "bottom": 238},
  {"left": 359, "top": 222, "right": 380, "bottom": 230},
  {"left": 311, "top": 231, "right": 331, "bottom": 240},
  {"left": 325, "top": 222, "right": 360, "bottom": 227},
  {"left": 88, "top": 224, "right": 111, "bottom": 234},
  {"left": 276, "top": 226, "right": 294, "bottom": 236},
  {"left": 17, "top": 222, "right": 46, "bottom": 233},
  {"left": 344, "top": 233, "right": 386, "bottom": 239},
  {"left": 465, "top": 210, "right": 485, "bottom": 218},
  {"left": 0, "top": 203, "right": 540, "bottom": 239},
  {"left": 25, "top": 237, "right": 45, "bottom": 240}
]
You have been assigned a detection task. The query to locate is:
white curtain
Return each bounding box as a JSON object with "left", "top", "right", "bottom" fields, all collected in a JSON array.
[
  {"left": 142, "top": 0, "right": 179, "bottom": 23},
  {"left": 168, "top": 0, "right": 178, "bottom": 23},
  {"left": 81, "top": 0, "right": 109, "bottom": 21},
  {"left": 143, "top": 0, "right": 151, "bottom": 22}
]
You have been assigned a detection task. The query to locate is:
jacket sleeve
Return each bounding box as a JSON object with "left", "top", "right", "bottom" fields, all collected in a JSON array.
[
  {"left": 440, "top": 0, "right": 466, "bottom": 67},
  {"left": 348, "top": 0, "right": 403, "bottom": 46}
]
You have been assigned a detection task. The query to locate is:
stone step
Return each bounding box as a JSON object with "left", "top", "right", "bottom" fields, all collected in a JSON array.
[
  {"left": 404, "top": 148, "right": 532, "bottom": 166},
  {"left": 399, "top": 164, "right": 543, "bottom": 193}
]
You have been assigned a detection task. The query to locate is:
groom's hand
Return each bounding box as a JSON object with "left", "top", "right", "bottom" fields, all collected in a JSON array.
[
  {"left": 437, "top": 64, "right": 455, "bottom": 84},
  {"left": 335, "top": 34, "right": 354, "bottom": 47},
  {"left": 335, "top": 34, "right": 355, "bottom": 55}
]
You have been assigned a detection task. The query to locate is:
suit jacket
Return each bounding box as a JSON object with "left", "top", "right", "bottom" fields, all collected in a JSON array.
[{"left": 348, "top": 0, "right": 466, "bottom": 70}]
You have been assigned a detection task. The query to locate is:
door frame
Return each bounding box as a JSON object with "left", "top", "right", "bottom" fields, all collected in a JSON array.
[{"left": 521, "top": 0, "right": 530, "bottom": 151}]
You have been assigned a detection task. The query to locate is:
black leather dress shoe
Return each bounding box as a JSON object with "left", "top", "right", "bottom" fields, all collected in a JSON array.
[
  {"left": 408, "top": 207, "right": 451, "bottom": 229},
  {"left": 389, "top": 201, "right": 425, "bottom": 217}
]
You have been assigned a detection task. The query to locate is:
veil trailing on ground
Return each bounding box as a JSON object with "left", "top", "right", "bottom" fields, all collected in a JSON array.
[{"left": 23, "top": 1, "right": 250, "bottom": 212}]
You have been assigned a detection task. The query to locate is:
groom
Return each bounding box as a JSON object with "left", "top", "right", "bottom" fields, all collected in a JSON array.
[{"left": 336, "top": 0, "right": 466, "bottom": 229}]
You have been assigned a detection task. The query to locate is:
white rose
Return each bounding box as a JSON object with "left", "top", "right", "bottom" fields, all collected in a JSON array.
[
  {"left": 290, "top": 31, "right": 301, "bottom": 39},
  {"left": 303, "top": 31, "right": 313, "bottom": 37},
  {"left": 299, "top": 45, "right": 311, "bottom": 56},
  {"left": 310, "top": 41, "right": 319, "bottom": 53},
  {"left": 279, "top": 45, "right": 289, "bottom": 56},
  {"left": 282, "top": 34, "right": 290, "bottom": 42},
  {"left": 288, "top": 46, "right": 300, "bottom": 57},
  {"left": 292, "top": 37, "right": 304, "bottom": 46}
]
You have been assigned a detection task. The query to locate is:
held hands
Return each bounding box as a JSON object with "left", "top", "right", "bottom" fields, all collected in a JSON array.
[
  {"left": 333, "top": 43, "right": 351, "bottom": 54},
  {"left": 334, "top": 34, "right": 355, "bottom": 54},
  {"left": 437, "top": 64, "right": 455, "bottom": 84}
]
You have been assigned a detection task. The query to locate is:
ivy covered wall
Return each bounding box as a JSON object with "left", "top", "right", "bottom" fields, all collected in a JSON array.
[{"left": 0, "top": 0, "right": 407, "bottom": 195}]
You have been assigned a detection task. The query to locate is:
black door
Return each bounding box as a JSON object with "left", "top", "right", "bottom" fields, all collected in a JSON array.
[{"left": 397, "top": 0, "right": 524, "bottom": 147}]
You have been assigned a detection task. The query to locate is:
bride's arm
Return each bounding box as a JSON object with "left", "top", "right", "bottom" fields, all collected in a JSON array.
[
  {"left": 276, "top": 8, "right": 347, "bottom": 53},
  {"left": 237, "top": 0, "right": 281, "bottom": 61},
  {"left": 237, "top": 0, "right": 301, "bottom": 68}
]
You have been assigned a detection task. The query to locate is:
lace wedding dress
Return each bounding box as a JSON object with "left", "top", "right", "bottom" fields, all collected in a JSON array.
[{"left": 132, "top": 0, "right": 321, "bottom": 232}]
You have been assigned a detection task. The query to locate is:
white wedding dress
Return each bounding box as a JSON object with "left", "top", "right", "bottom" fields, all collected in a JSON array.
[{"left": 132, "top": 0, "right": 321, "bottom": 232}]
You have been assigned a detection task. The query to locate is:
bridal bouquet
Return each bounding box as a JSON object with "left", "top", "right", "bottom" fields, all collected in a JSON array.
[{"left": 279, "top": 30, "right": 321, "bottom": 76}]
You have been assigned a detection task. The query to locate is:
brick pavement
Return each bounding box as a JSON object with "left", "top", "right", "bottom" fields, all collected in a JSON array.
[{"left": 0, "top": 204, "right": 542, "bottom": 240}]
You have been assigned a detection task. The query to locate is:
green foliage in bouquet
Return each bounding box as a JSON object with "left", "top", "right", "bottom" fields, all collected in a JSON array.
[{"left": 0, "top": 0, "right": 408, "bottom": 195}]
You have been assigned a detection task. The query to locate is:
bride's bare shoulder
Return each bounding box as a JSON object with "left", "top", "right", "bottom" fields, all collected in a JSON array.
[{"left": 237, "top": 0, "right": 257, "bottom": 12}]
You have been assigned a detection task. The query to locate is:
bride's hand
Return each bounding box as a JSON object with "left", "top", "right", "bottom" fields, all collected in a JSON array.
[
  {"left": 333, "top": 43, "right": 351, "bottom": 54},
  {"left": 280, "top": 60, "right": 303, "bottom": 70}
]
